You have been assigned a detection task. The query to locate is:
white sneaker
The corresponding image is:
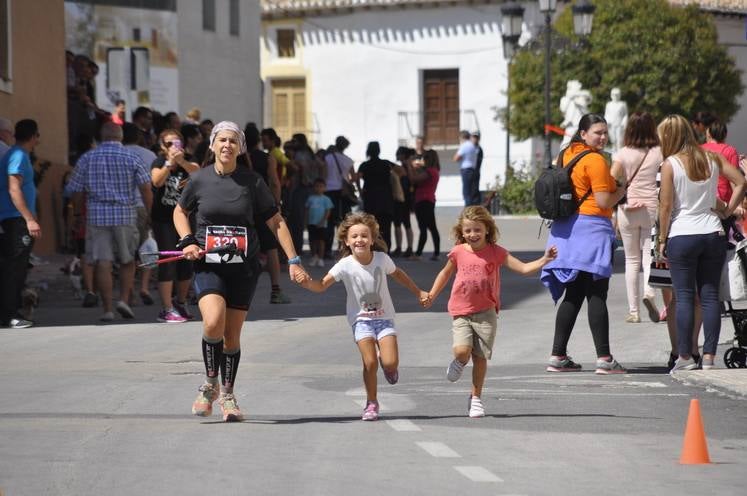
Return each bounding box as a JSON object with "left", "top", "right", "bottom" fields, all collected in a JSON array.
[
  {"left": 468, "top": 396, "right": 485, "bottom": 418},
  {"left": 446, "top": 359, "right": 465, "bottom": 382},
  {"left": 316, "top": 258, "right": 325, "bottom": 267},
  {"left": 115, "top": 300, "right": 134, "bottom": 319},
  {"left": 309, "top": 255, "right": 319, "bottom": 267}
]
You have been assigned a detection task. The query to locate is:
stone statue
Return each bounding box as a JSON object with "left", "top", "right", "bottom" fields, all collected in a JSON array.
[
  {"left": 560, "top": 80, "right": 592, "bottom": 148},
  {"left": 604, "top": 87, "right": 628, "bottom": 152}
]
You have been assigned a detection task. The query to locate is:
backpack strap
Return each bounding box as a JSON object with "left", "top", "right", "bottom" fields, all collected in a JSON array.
[{"left": 559, "top": 148, "right": 597, "bottom": 207}]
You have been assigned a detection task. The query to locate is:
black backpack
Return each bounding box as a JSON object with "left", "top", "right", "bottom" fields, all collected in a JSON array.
[{"left": 533, "top": 149, "right": 598, "bottom": 220}]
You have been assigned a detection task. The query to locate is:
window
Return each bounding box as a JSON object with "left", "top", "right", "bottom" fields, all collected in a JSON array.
[
  {"left": 202, "top": 0, "right": 215, "bottom": 32},
  {"left": 0, "top": 0, "right": 11, "bottom": 92},
  {"left": 229, "top": 0, "right": 239, "bottom": 37},
  {"left": 277, "top": 29, "right": 296, "bottom": 58}
]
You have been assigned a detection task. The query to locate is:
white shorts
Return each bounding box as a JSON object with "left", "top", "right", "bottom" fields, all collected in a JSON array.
[{"left": 352, "top": 319, "right": 396, "bottom": 343}]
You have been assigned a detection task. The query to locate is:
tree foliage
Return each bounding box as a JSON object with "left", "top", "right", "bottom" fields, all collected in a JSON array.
[{"left": 507, "top": 0, "right": 744, "bottom": 141}]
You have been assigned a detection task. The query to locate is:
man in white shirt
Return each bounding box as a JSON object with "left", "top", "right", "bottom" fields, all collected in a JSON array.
[
  {"left": 323, "top": 135, "right": 356, "bottom": 257},
  {"left": 454, "top": 130, "right": 479, "bottom": 206},
  {"left": 0, "top": 117, "right": 13, "bottom": 159}
]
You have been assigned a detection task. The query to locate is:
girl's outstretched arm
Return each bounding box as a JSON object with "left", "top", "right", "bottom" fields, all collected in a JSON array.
[
  {"left": 428, "top": 259, "right": 456, "bottom": 301},
  {"left": 503, "top": 245, "right": 558, "bottom": 275},
  {"left": 300, "top": 273, "right": 337, "bottom": 293},
  {"left": 390, "top": 267, "right": 429, "bottom": 301}
]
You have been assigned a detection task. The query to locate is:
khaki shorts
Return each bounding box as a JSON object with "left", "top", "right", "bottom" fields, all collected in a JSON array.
[
  {"left": 452, "top": 308, "right": 498, "bottom": 359},
  {"left": 86, "top": 224, "right": 139, "bottom": 264}
]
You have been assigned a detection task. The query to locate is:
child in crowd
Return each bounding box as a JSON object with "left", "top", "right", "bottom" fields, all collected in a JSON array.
[
  {"left": 299, "top": 212, "right": 429, "bottom": 421},
  {"left": 305, "top": 178, "right": 334, "bottom": 267},
  {"left": 426, "top": 206, "right": 558, "bottom": 418}
]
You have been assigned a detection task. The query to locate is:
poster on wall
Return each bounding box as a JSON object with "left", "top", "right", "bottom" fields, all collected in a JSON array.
[{"left": 64, "top": 2, "right": 178, "bottom": 113}]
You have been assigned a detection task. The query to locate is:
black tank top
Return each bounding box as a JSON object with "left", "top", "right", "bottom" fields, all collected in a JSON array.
[{"left": 250, "top": 149, "right": 269, "bottom": 185}]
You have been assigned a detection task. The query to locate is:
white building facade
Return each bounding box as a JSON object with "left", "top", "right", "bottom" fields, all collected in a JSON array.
[{"left": 261, "top": 0, "right": 545, "bottom": 206}]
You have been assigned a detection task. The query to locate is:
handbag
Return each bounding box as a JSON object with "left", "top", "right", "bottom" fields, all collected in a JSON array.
[
  {"left": 648, "top": 261, "right": 672, "bottom": 288},
  {"left": 616, "top": 148, "right": 650, "bottom": 208},
  {"left": 332, "top": 152, "right": 359, "bottom": 207}
]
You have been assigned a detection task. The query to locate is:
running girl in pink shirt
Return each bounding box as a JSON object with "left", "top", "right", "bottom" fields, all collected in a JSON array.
[{"left": 426, "top": 206, "right": 557, "bottom": 418}]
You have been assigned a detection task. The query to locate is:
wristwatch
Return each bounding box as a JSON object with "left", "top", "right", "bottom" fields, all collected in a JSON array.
[{"left": 287, "top": 256, "right": 301, "bottom": 265}]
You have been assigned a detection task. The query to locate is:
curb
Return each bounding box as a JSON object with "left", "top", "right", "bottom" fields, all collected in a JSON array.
[{"left": 671, "top": 369, "right": 747, "bottom": 398}]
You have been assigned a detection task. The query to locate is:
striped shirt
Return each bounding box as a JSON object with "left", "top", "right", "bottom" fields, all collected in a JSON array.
[{"left": 65, "top": 142, "right": 150, "bottom": 226}]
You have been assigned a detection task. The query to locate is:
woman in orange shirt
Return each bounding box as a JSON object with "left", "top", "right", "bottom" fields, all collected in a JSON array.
[{"left": 540, "top": 113, "right": 628, "bottom": 374}]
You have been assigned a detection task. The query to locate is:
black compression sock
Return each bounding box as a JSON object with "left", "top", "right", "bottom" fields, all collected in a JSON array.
[
  {"left": 201, "top": 336, "right": 223, "bottom": 383},
  {"left": 220, "top": 348, "right": 241, "bottom": 393}
]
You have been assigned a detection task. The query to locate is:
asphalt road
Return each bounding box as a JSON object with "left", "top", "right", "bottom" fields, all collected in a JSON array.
[{"left": 1, "top": 211, "right": 745, "bottom": 495}]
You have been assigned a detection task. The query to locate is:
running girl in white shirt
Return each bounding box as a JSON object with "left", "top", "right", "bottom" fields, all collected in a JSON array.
[{"left": 299, "top": 212, "right": 429, "bottom": 421}]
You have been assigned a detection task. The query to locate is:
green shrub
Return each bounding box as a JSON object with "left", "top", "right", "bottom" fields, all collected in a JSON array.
[{"left": 491, "top": 165, "right": 537, "bottom": 215}]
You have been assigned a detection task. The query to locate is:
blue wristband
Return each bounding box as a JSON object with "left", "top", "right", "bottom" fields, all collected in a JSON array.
[{"left": 287, "top": 256, "right": 301, "bottom": 265}]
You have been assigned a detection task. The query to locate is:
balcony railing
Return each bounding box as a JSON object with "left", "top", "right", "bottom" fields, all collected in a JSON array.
[{"left": 397, "top": 109, "right": 480, "bottom": 148}]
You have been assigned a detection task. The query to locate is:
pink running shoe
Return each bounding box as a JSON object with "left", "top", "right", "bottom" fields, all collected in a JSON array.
[
  {"left": 219, "top": 393, "right": 243, "bottom": 422},
  {"left": 191, "top": 383, "right": 219, "bottom": 417},
  {"left": 361, "top": 400, "right": 379, "bottom": 421}
]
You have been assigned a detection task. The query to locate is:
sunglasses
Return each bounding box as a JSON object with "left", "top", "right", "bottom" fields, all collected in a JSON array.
[{"left": 164, "top": 141, "right": 174, "bottom": 148}]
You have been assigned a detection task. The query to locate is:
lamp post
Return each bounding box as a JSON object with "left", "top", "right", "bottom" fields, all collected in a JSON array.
[
  {"left": 501, "top": 2, "right": 524, "bottom": 172},
  {"left": 537, "top": 0, "right": 596, "bottom": 167},
  {"left": 538, "top": 0, "right": 557, "bottom": 167}
]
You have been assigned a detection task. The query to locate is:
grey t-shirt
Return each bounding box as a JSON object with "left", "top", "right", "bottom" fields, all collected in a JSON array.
[{"left": 178, "top": 165, "right": 278, "bottom": 262}]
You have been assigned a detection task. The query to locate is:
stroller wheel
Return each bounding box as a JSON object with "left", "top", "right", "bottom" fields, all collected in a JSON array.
[{"left": 724, "top": 347, "right": 747, "bottom": 369}]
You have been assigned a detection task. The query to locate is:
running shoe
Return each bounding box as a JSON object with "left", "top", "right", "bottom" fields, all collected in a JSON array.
[
  {"left": 316, "top": 258, "right": 325, "bottom": 268},
  {"left": 157, "top": 308, "right": 187, "bottom": 323},
  {"left": 8, "top": 318, "right": 33, "bottom": 329},
  {"left": 115, "top": 300, "right": 135, "bottom": 319},
  {"left": 670, "top": 357, "right": 698, "bottom": 374},
  {"left": 192, "top": 383, "right": 219, "bottom": 417},
  {"left": 595, "top": 357, "right": 627, "bottom": 375},
  {"left": 468, "top": 395, "right": 485, "bottom": 418},
  {"left": 99, "top": 311, "right": 114, "bottom": 322},
  {"left": 546, "top": 356, "right": 583, "bottom": 372},
  {"left": 172, "top": 300, "right": 194, "bottom": 320},
  {"left": 270, "top": 290, "right": 291, "bottom": 304},
  {"left": 701, "top": 356, "right": 715, "bottom": 370},
  {"left": 82, "top": 292, "right": 98, "bottom": 308},
  {"left": 219, "top": 393, "right": 243, "bottom": 422},
  {"left": 361, "top": 400, "right": 379, "bottom": 421},
  {"left": 642, "top": 296, "right": 660, "bottom": 323},
  {"left": 446, "top": 359, "right": 465, "bottom": 382}
]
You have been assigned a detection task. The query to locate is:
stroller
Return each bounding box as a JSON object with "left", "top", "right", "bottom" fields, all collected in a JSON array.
[{"left": 722, "top": 217, "right": 747, "bottom": 368}]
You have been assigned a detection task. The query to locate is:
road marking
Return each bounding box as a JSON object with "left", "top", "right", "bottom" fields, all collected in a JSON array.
[
  {"left": 416, "top": 441, "right": 461, "bottom": 458},
  {"left": 386, "top": 419, "right": 421, "bottom": 431},
  {"left": 453, "top": 466, "right": 503, "bottom": 482}
]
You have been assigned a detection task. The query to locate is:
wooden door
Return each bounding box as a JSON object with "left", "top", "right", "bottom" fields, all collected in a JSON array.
[
  {"left": 423, "top": 69, "right": 459, "bottom": 145},
  {"left": 271, "top": 79, "right": 306, "bottom": 141}
]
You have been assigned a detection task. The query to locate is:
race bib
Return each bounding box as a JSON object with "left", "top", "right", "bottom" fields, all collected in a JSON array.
[{"left": 205, "top": 225, "right": 248, "bottom": 264}]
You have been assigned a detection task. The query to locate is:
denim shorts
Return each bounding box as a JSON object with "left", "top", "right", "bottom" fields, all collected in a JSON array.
[{"left": 352, "top": 319, "right": 396, "bottom": 343}]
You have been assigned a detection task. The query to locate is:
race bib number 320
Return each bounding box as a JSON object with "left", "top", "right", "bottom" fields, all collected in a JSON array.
[{"left": 205, "top": 225, "right": 248, "bottom": 264}]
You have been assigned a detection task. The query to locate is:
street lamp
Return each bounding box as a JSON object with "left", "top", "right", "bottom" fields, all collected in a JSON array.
[
  {"left": 539, "top": 0, "right": 557, "bottom": 167},
  {"left": 501, "top": 2, "right": 524, "bottom": 172},
  {"left": 572, "top": 0, "right": 596, "bottom": 37}
]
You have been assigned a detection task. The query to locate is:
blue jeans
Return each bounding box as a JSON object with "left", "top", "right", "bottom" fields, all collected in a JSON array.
[
  {"left": 667, "top": 232, "right": 726, "bottom": 356},
  {"left": 461, "top": 168, "right": 480, "bottom": 206}
]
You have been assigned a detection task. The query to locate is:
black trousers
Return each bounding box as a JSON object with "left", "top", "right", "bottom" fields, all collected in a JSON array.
[
  {"left": 0, "top": 217, "right": 34, "bottom": 325},
  {"left": 414, "top": 200, "right": 440, "bottom": 256},
  {"left": 552, "top": 271, "right": 610, "bottom": 357}
]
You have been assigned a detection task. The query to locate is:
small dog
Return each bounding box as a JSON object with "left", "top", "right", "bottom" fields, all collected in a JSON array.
[{"left": 20, "top": 287, "right": 39, "bottom": 321}]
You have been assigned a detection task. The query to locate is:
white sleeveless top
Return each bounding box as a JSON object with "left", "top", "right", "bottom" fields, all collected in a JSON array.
[{"left": 668, "top": 155, "right": 722, "bottom": 238}]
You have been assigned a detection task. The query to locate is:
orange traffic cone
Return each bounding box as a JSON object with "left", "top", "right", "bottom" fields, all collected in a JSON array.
[{"left": 680, "top": 398, "right": 711, "bottom": 464}]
